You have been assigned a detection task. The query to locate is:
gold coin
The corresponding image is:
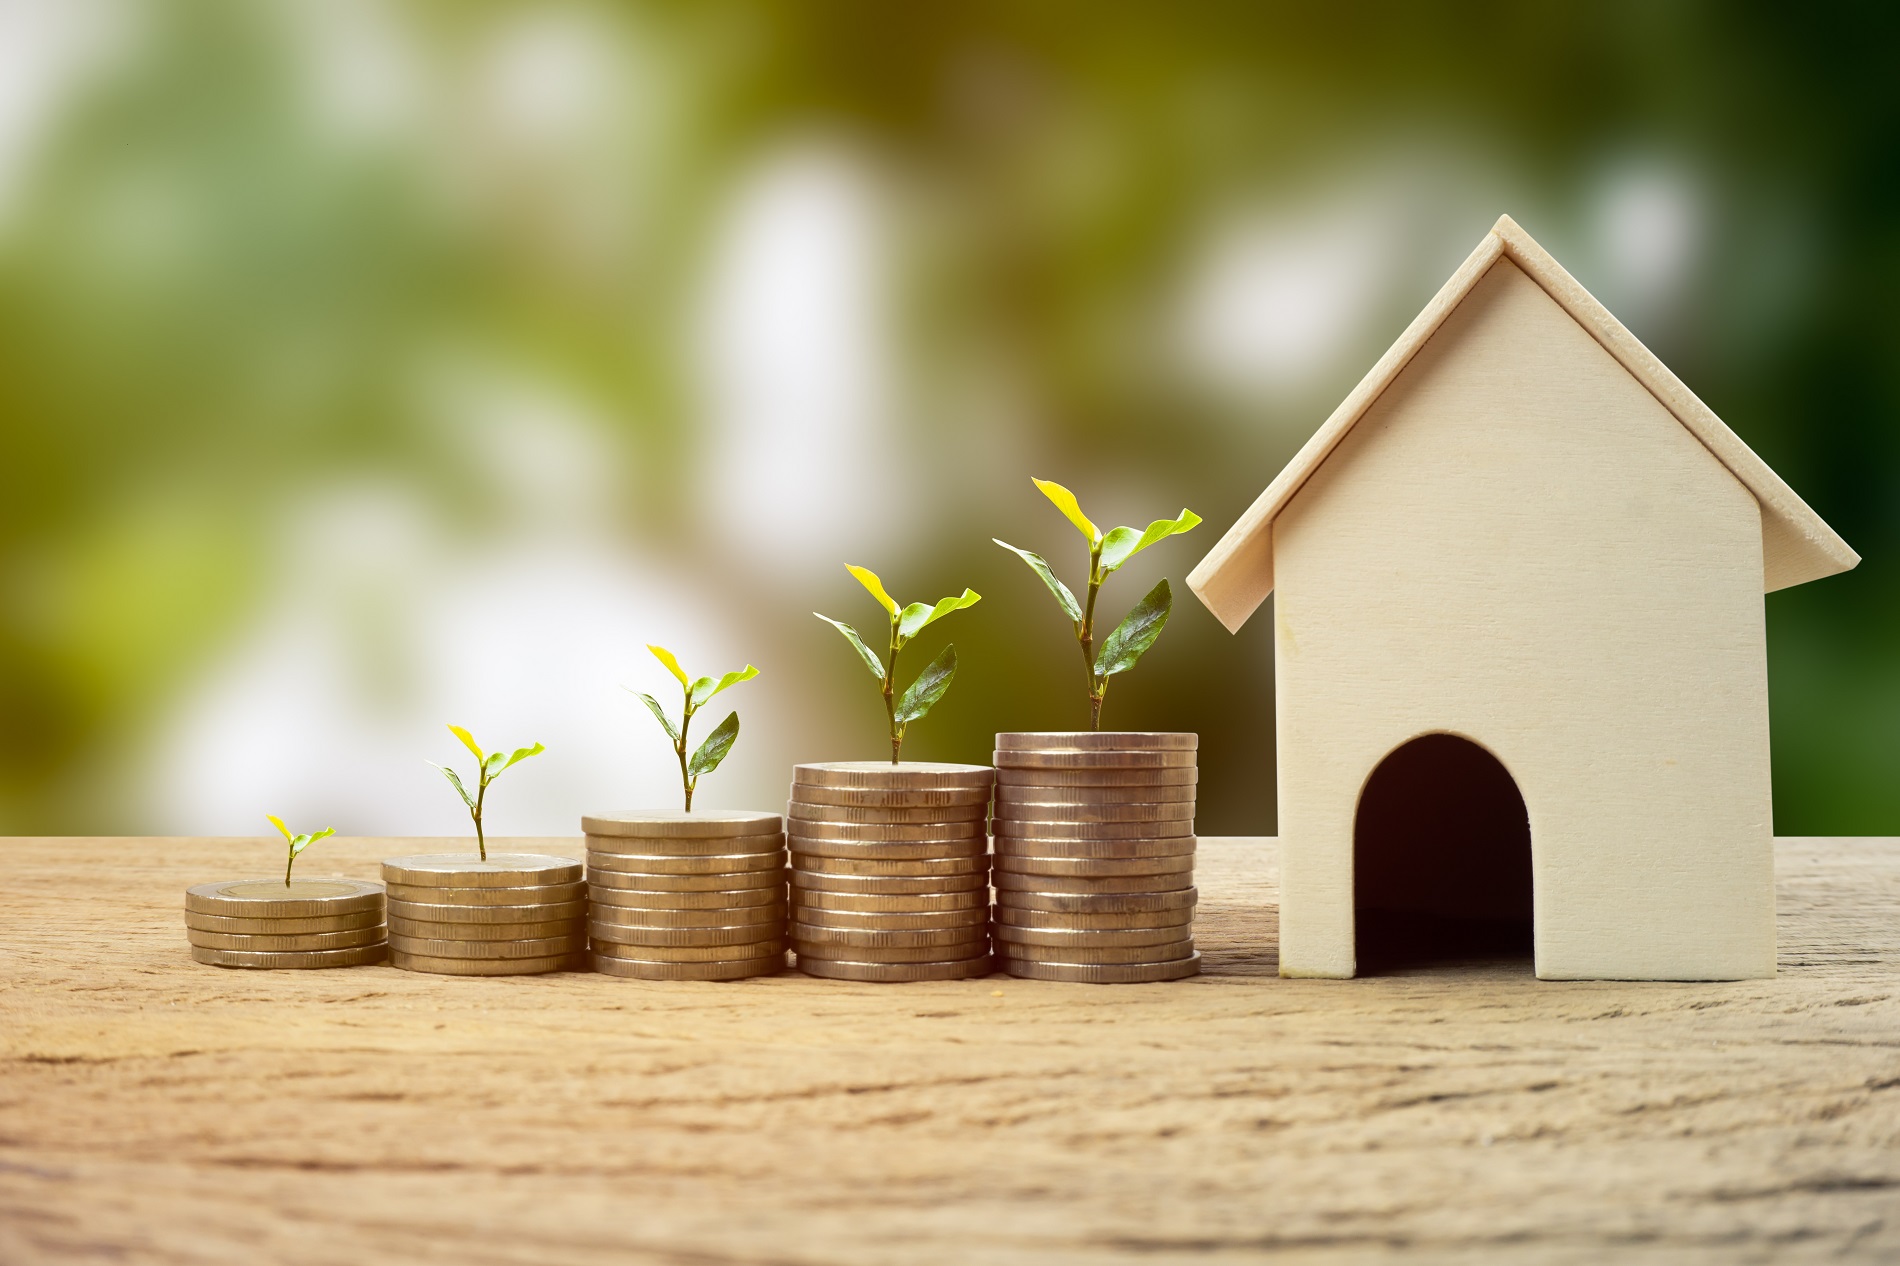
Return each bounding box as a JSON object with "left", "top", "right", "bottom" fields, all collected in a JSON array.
[
  {"left": 993, "top": 853, "right": 1193, "bottom": 879},
  {"left": 380, "top": 854, "right": 582, "bottom": 887},
  {"left": 787, "top": 819, "right": 986, "bottom": 843},
  {"left": 993, "top": 750, "right": 1195, "bottom": 770},
  {"left": 793, "top": 888, "right": 986, "bottom": 913},
  {"left": 587, "top": 867, "right": 787, "bottom": 892},
  {"left": 390, "top": 949, "right": 577, "bottom": 976},
  {"left": 793, "top": 761, "right": 994, "bottom": 790},
  {"left": 793, "top": 953, "right": 994, "bottom": 982},
  {"left": 993, "top": 732, "right": 1198, "bottom": 752},
  {"left": 588, "top": 885, "right": 783, "bottom": 910},
  {"left": 996, "top": 887, "right": 1197, "bottom": 915},
  {"left": 994, "top": 906, "right": 1193, "bottom": 931},
  {"left": 993, "top": 819, "right": 1192, "bottom": 841},
  {"left": 186, "top": 926, "right": 387, "bottom": 953},
  {"left": 999, "top": 938, "right": 1195, "bottom": 965},
  {"left": 590, "top": 903, "right": 784, "bottom": 929},
  {"left": 592, "top": 938, "right": 784, "bottom": 963},
  {"left": 387, "top": 896, "right": 587, "bottom": 923},
  {"left": 792, "top": 905, "right": 988, "bottom": 932},
  {"left": 190, "top": 943, "right": 387, "bottom": 970},
  {"left": 184, "top": 909, "right": 384, "bottom": 935},
  {"left": 793, "top": 938, "right": 990, "bottom": 964},
  {"left": 387, "top": 933, "right": 585, "bottom": 959},
  {"left": 591, "top": 953, "right": 784, "bottom": 981},
  {"left": 993, "top": 802, "right": 1194, "bottom": 826},
  {"left": 995, "top": 767, "right": 1197, "bottom": 788},
  {"left": 787, "top": 800, "right": 988, "bottom": 825},
  {"left": 993, "top": 923, "right": 1192, "bottom": 947},
  {"left": 991, "top": 870, "right": 1192, "bottom": 895},
  {"left": 585, "top": 831, "right": 784, "bottom": 858},
  {"left": 792, "top": 870, "right": 988, "bottom": 896},
  {"left": 788, "top": 835, "right": 989, "bottom": 861},
  {"left": 385, "top": 880, "right": 587, "bottom": 906},
  {"left": 581, "top": 809, "right": 782, "bottom": 837},
  {"left": 1000, "top": 953, "right": 1201, "bottom": 983},
  {"left": 790, "top": 784, "right": 992, "bottom": 809},
  {"left": 792, "top": 922, "right": 989, "bottom": 950},
  {"left": 992, "top": 834, "right": 1194, "bottom": 858},
  {"left": 185, "top": 878, "right": 383, "bottom": 919},
  {"left": 792, "top": 853, "right": 987, "bottom": 878},
  {"left": 997, "top": 783, "right": 1196, "bottom": 805},
  {"left": 589, "top": 923, "right": 787, "bottom": 948},
  {"left": 587, "top": 850, "right": 784, "bottom": 876},
  {"left": 387, "top": 915, "right": 581, "bottom": 941}
]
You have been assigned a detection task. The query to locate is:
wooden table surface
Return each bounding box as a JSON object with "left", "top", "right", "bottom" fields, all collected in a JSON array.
[{"left": 2, "top": 835, "right": 1896, "bottom": 1265}]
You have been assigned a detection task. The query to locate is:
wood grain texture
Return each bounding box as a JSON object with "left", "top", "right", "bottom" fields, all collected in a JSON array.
[
  {"left": 2, "top": 835, "right": 1898, "bottom": 1264},
  {"left": 1274, "top": 258, "right": 1774, "bottom": 981}
]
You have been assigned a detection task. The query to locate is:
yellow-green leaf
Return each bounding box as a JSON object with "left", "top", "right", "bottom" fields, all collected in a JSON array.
[
  {"left": 447, "top": 724, "right": 483, "bottom": 762},
  {"left": 647, "top": 644, "right": 689, "bottom": 687},
  {"left": 845, "top": 564, "right": 899, "bottom": 616},
  {"left": 1033, "top": 477, "right": 1099, "bottom": 545},
  {"left": 266, "top": 813, "right": 292, "bottom": 843}
]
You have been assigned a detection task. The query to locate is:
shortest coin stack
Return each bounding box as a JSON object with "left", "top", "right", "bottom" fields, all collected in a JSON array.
[
  {"left": 383, "top": 854, "right": 586, "bottom": 975},
  {"left": 185, "top": 878, "right": 388, "bottom": 969},
  {"left": 583, "top": 810, "right": 788, "bottom": 981}
]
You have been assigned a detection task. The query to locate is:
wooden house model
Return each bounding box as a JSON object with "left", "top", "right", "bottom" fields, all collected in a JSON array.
[{"left": 1187, "top": 215, "right": 1858, "bottom": 981}]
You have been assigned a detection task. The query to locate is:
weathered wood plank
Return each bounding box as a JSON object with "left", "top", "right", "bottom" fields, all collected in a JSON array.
[{"left": 1, "top": 836, "right": 1895, "bottom": 1263}]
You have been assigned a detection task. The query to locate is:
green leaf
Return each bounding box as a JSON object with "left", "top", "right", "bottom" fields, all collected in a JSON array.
[
  {"left": 895, "top": 644, "right": 957, "bottom": 724},
  {"left": 647, "top": 644, "right": 689, "bottom": 687},
  {"left": 482, "top": 750, "right": 508, "bottom": 777},
  {"left": 1098, "top": 509, "right": 1202, "bottom": 573},
  {"left": 1093, "top": 579, "right": 1173, "bottom": 678},
  {"left": 896, "top": 589, "right": 981, "bottom": 642},
  {"left": 288, "top": 827, "right": 334, "bottom": 859},
  {"left": 447, "top": 724, "right": 483, "bottom": 762},
  {"left": 429, "top": 761, "right": 475, "bottom": 810},
  {"left": 687, "top": 711, "right": 740, "bottom": 778},
  {"left": 500, "top": 742, "right": 545, "bottom": 772},
  {"left": 816, "top": 614, "right": 886, "bottom": 681},
  {"left": 687, "top": 675, "right": 717, "bottom": 706},
  {"left": 1033, "top": 477, "right": 1099, "bottom": 545},
  {"left": 266, "top": 813, "right": 292, "bottom": 844},
  {"left": 994, "top": 539, "right": 1082, "bottom": 622},
  {"left": 845, "top": 564, "right": 899, "bottom": 617},
  {"left": 633, "top": 689, "right": 679, "bottom": 742},
  {"left": 687, "top": 665, "right": 758, "bottom": 707}
]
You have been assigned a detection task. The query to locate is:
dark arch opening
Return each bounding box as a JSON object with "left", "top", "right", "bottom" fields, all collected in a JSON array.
[{"left": 1354, "top": 733, "right": 1533, "bottom": 974}]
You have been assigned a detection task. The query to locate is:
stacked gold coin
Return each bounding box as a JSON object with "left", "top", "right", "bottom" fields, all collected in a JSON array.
[
  {"left": 789, "top": 762, "right": 996, "bottom": 983},
  {"left": 991, "top": 733, "right": 1201, "bottom": 982},
  {"left": 383, "top": 854, "right": 586, "bottom": 975},
  {"left": 185, "top": 879, "right": 387, "bottom": 968},
  {"left": 582, "top": 809, "right": 787, "bottom": 980}
]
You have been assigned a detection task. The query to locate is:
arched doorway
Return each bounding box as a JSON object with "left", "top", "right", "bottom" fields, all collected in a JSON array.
[{"left": 1354, "top": 733, "right": 1532, "bottom": 973}]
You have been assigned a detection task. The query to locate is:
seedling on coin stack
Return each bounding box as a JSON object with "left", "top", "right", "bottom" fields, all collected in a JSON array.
[
  {"left": 632, "top": 645, "right": 756, "bottom": 811},
  {"left": 815, "top": 565, "right": 980, "bottom": 763},
  {"left": 429, "top": 725, "right": 545, "bottom": 863},
  {"left": 182, "top": 817, "right": 388, "bottom": 971},
  {"left": 994, "top": 478, "right": 1199, "bottom": 731},
  {"left": 989, "top": 477, "right": 1205, "bottom": 984}
]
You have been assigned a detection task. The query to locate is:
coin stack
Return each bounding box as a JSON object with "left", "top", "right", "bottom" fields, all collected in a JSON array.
[
  {"left": 383, "top": 854, "right": 587, "bottom": 975},
  {"left": 789, "top": 762, "right": 996, "bottom": 983},
  {"left": 991, "top": 733, "right": 1201, "bottom": 982},
  {"left": 582, "top": 810, "right": 787, "bottom": 980},
  {"left": 185, "top": 878, "right": 388, "bottom": 969}
]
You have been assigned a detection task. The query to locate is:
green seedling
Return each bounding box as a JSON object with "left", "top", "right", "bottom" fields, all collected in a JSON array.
[
  {"left": 266, "top": 814, "right": 335, "bottom": 887},
  {"left": 429, "top": 724, "right": 545, "bottom": 862},
  {"left": 995, "top": 477, "right": 1200, "bottom": 730},
  {"left": 632, "top": 645, "right": 758, "bottom": 811},
  {"left": 816, "top": 564, "right": 980, "bottom": 764}
]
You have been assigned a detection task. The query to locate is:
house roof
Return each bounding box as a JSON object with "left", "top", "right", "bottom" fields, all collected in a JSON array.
[{"left": 1186, "top": 215, "right": 1860, "bottom": 634}]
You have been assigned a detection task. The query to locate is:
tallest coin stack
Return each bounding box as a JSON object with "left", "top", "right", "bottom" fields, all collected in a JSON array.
[
  {"left": 991, "top": 733, "right": 1201, "bottom": 982},
  {"left": 788, "top": 762, "right": 996, "bottom": 982}
]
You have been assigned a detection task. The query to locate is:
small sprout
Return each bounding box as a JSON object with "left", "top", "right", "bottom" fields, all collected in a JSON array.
[
  {"left": 632, "top": 644, "right": 758, "bottom": 811},
  {"left": 816, "top": 564, "right": 980, "bottom": 763},
  {"left": 429, "top": 724, "right": 544, "bottom": 862},
  {"left": 995, "top": 477, "right": 1200, "bottom": 729},
  {"left": 267, "top": 814, "right": 335, "bottom": 887}
]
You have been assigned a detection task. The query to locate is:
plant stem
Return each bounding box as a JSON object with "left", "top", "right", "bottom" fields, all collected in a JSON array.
[
  {"left": 1078, "top": 543, "right": 1106, "bottom": 731},
  {"left": 883, "top": 618, "right": 901, "bottom": 764},
  {"left": 677, "top": 682, "right": 695, "bottom": 811},
  {"left": 284, "top": 846, "right": 293, "bottom": 888},
  {"left": 473, "top": 777, "right": 488, "bottom": 862}
]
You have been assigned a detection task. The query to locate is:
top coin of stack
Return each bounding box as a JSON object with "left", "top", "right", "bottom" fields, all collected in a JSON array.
[
  {"left": 582, "top": 809, "right": 788, "bottom": 981},
  {"left": 185, "top": 878, "right": 388, "bottom": 969},
  {"left": 788, "top": 762, "right": 996, "bottom": 983},
  {"left": 991, "top": 732, "right": 1201, "bottom": 983},
  {"left": 383, "top": 854, "right": 586, "bottom": 975}
]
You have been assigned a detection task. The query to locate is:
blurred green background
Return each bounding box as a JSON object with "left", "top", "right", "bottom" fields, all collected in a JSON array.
[{"left": 0, "top": 0, "right": 1892, "bottom": 838}]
